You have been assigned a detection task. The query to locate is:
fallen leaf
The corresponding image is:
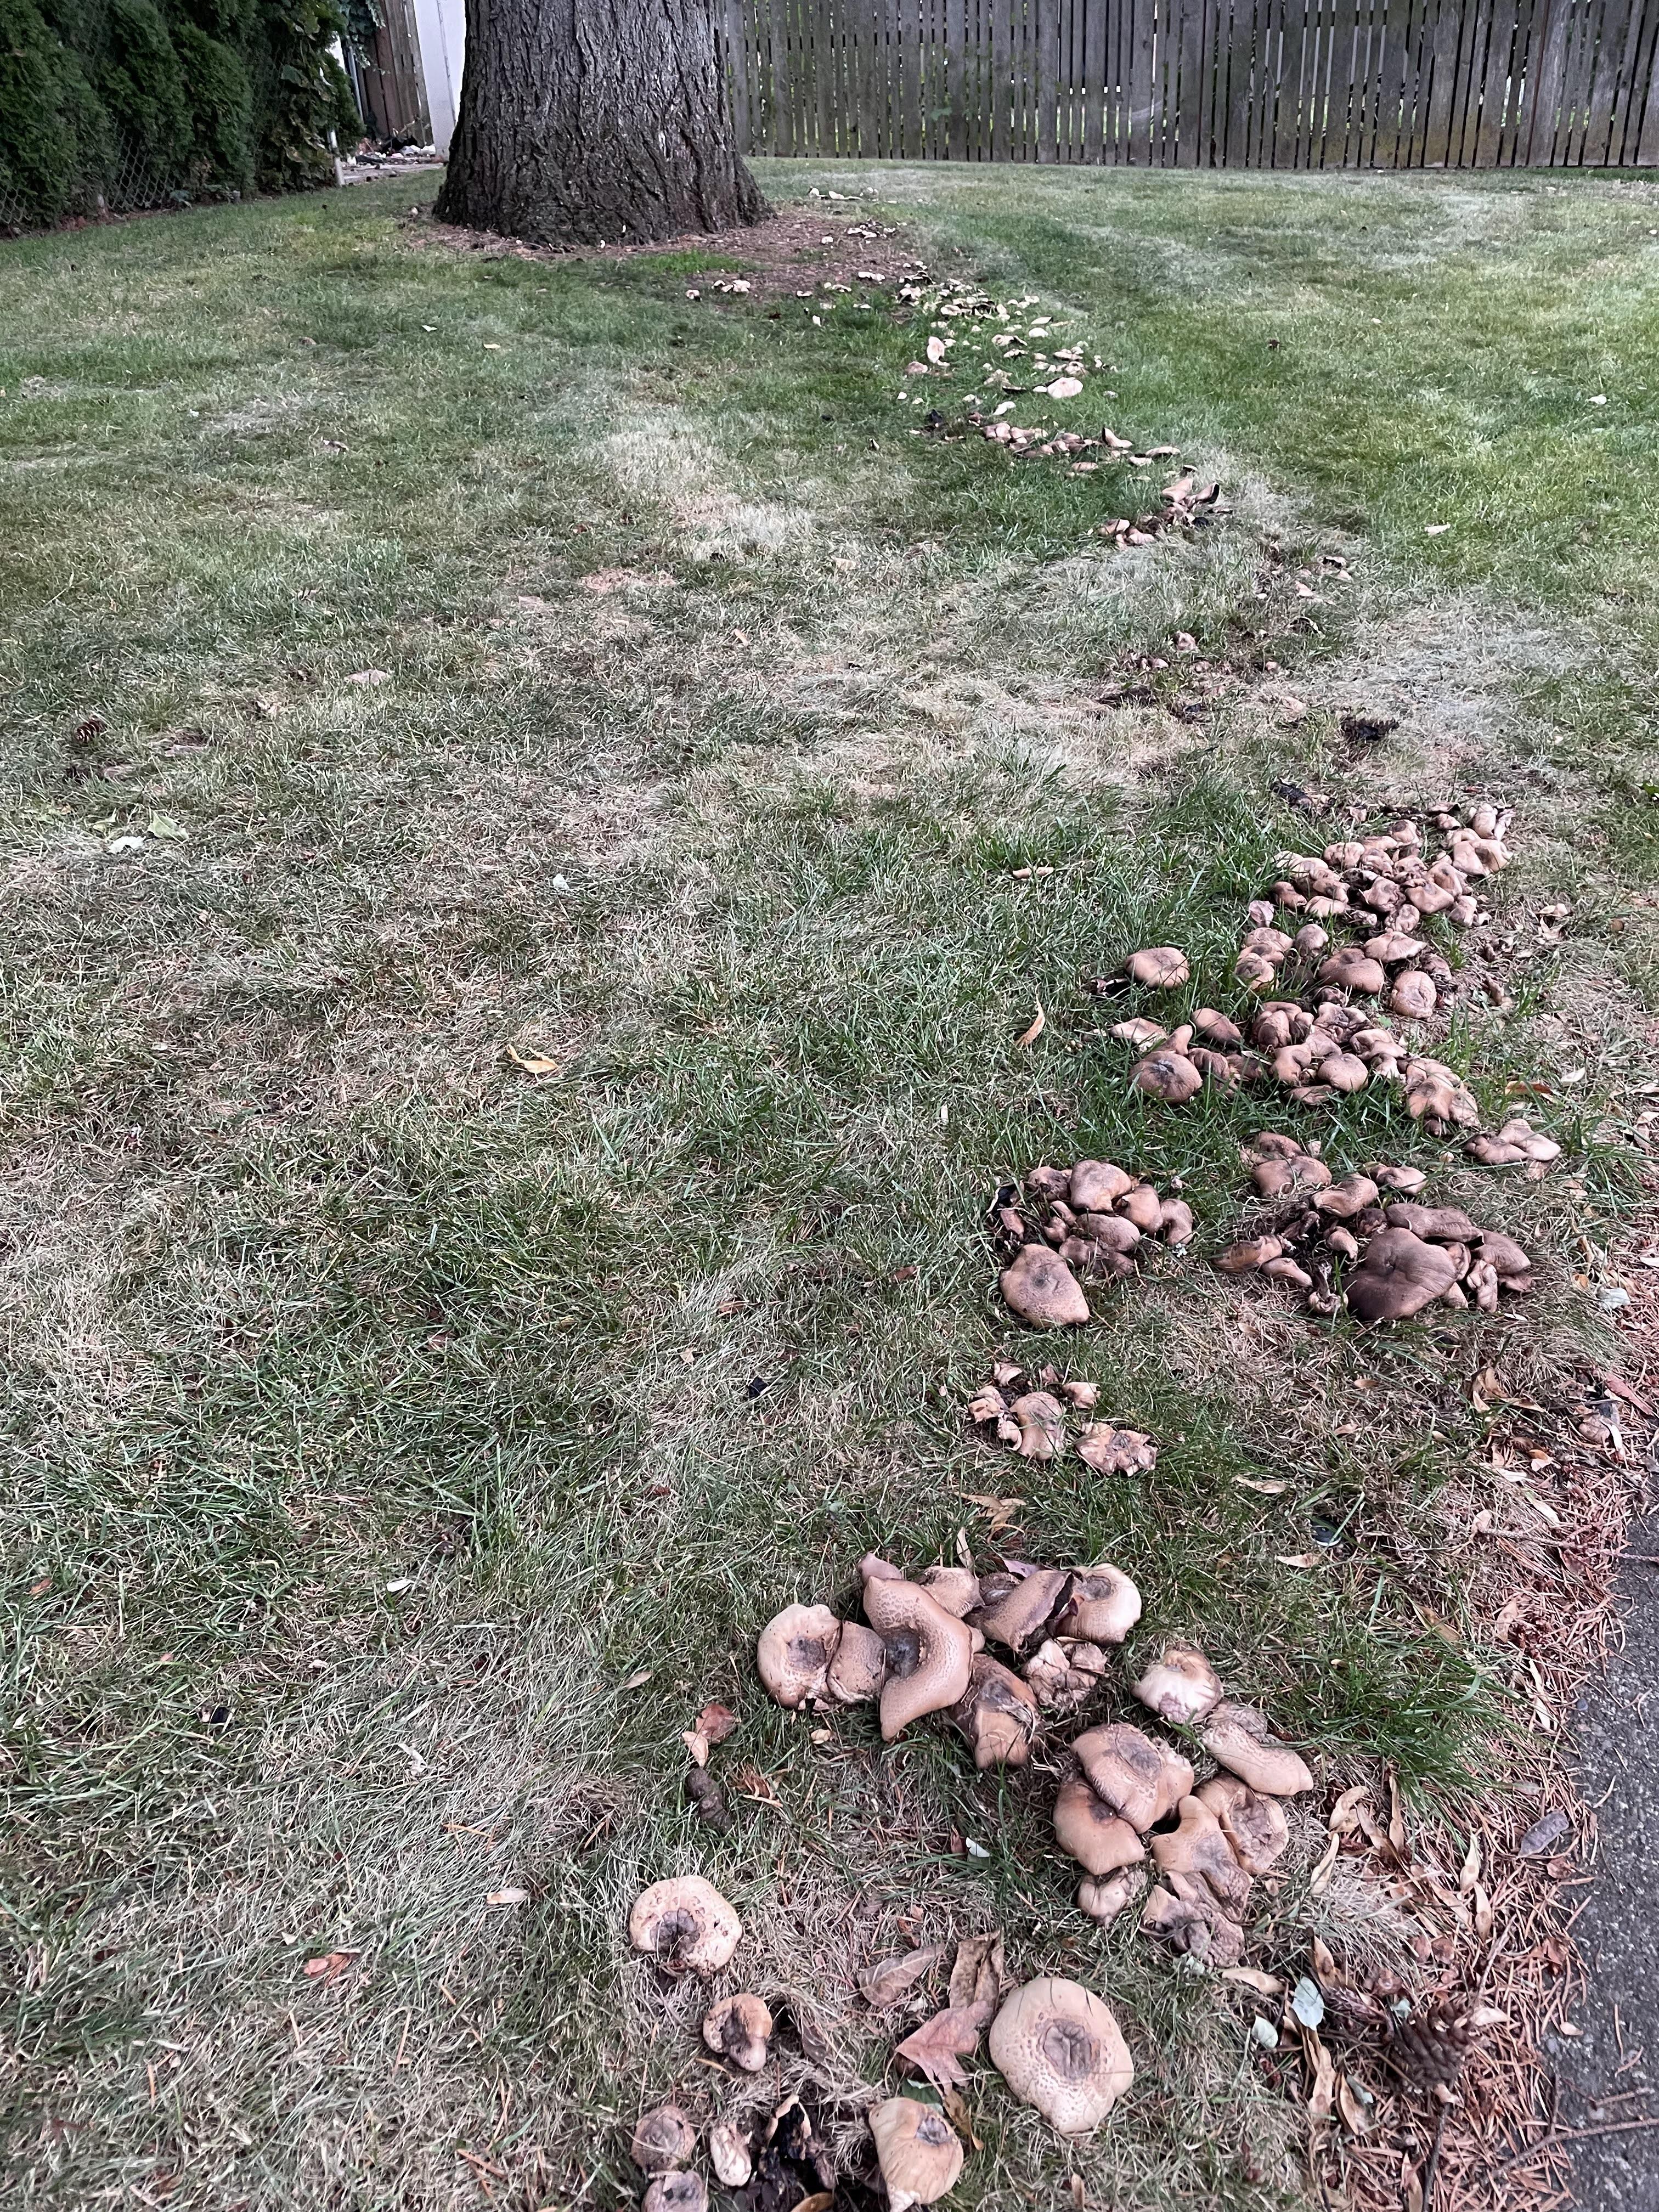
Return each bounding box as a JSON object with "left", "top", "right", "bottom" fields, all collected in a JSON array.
[
  {"left": 486, "top": 1887, "right": 529, "bottom": 1906},
  {"left": 147, "top": 812, "right": 188, "bottom": 840},
  {"left": 859, "top": 1944, "right": 947, "bottom": 2008},
  {"left": 941, "top": 2085, "right": 983, "bottom": 2149},
  {"left": 961, "top": 1491, "right": 1024, "bottom": 1535},
  {"left": 503, "top": 1042, "right": 560, "bottom": 1076},
  {"left": 682, "top": 1730, "right": 710, "bottom": 1767},
  {"left": 303, "top": 1950, "right": 356, "bottom": 1982},
  {"left": 895, "top": 2005, "right": 986, "bottom": 2090},
  {"left": 1336, "top": 2072, "right": 1373, "bottom": 2135},
  {"left": 1276, "top": 1551, "right": 1324, "bottom": 1569},
  {"left": 345, "top": 668, "right": 391, "bottom": 685},
  {"left": 1234, "top": 1476, "right": 1288, "bottom": 1496},
  {"left": 697, "top": 1701, "right": 738, "bottom": 1744},
  {"left": 732, "top": 1764, "right": 781, "bottom": 1804},
  {"left": 1221, "top": 1967, "right": 1284, "bottom": 1995},
  {"left": 621, "top": 1667, "right": 652, "bottom": 1690},
  {"left": 1290, "top": 1977, "right": 1325, "bottom": 2030},
  {"left": 1014, "top": 1002, "right": 1046, "bottom": 1048},
  {"left": 947, "top": 1933, "right": 1005, "bottom": 2017}
]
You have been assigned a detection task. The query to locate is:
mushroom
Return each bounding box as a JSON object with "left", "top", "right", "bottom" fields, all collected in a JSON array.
[
  {"left": 1061, "top": 1379, "right": 1100, "bottom": 1409},
  {"left": 1242, "top": 926, "right": 1294, "bottom": 962},
  {"left": 1325, "top": 1224, "right": 1361, "bottom": 1262},
  {"left": 1384, "top": 1201, "right": 1481, "bottom": 1244},
  {"left": 644, "top": 2176, "right": 707, "bottom": 2212},
  {"left": 1110, "top": 1018, "right": 1167, "bottom": 1049},
  {"left": 1070, "top": 1159, "right": 1135, "bottom": 1210},
  {"left": 1150, "top": 1795, "right": 1252, "bottom": 1915},
  {"left": 1131, "top": 1641, "right": 1224, "bottom": 1726},
  {"left": 1403, "top": 1056, "right": 1480, "bottom": 1128},
  {"left": 1475, "top": 1228, "right": 1533, "bottom": 1286},
  {"left": 987, "top": 1978, "right": 1133, "bottom": 2135},
  {"left": 1193, "top": 1008, "right": 1243, "bottom": 1048},
  {"left": 1077, "top": 1867, "right": 1146, "bottom": 1927},
  {"left": 863, "top": 1578, "right": 975, "bottom": 1740},
  {"left": 861, "top": 1552, "right": 904, "bottom": 1583},
  {"left": 629, "top": 1878, "right": 742, "bottom": 1977},
  {"left": 827, "top": 1620, "right": 888, "bottom": 1705},
  {"left": 1261, "top": 1256, "right": 1313, "bottom": 1291},
  {"left": 1131, "top": 1048, "right": 1203, "bottom": 1104},
  {"left": 1252, "top": 1154, "right": 1331, "bottom": 1199},
  {"left": 708, "top": 2123, "right": 753, "bottom": 2189},
  {"left": 1001, "top": 1244, "right": 1091, "bottom": 1327},
  {"left": 1025, "top": 1638, "right": 1109, "bottom": 1713},
  {"left": 1195, "top": 1775, "right": 1290, "bottom": 1875},
  {"left": 1073, "top": 1423, "right": 1155, "bottom": 1476},
  {"left": 1293, "top": 923, "right": 1330, "bottom": 960},
  {"left": 869, "top": 2098, "right": 963, "bottom": 2212},
  {"left": 1390, "top": 969, "right": 1438, "bottom": 1019},
  {"left": 1199, "top": 1701, "right": 1314, "bottom": 1796},
  {"left": 1008, "top": 1390, "right": 1068, "bottom": 1460},
  {"left": 1140, "top": 1874, "right": 1245, "bottom": 1968},
  {"left": 967, "top": 1381, "right": 1019, "bottom": 1445},
  {"left": 1071, "top": 1722, "right": 1193, "bottom": 1830},
  {"left": 1466, "top": 1115, "right": 1560, "bottom": 1167},
  {"left": 1366, "top": 932, "right": 1428, "bottom": 966},
  {"left": 918, "top": 1566, "right": 981, "bottom": 1619},
  {"left": 702, "top": 1992, "right": 773, "bottom": 2072},
  {"left": 1070, "top": 1212, "right": 1141, "bottom": 1254},
  {"left": 1344, "top": 1229, "right": 1458, "bottom": 1323},
  {"left": 973, "top": 1566, "right": 1069, "bottom": 1655},
  {"left": 1125, "top": 947, "right": 1190, "bottom": 989},
  {"left": 1319, "top": 1051, "right": 1369, "bottom": 1094},
  {"left": 633, "top": 2106, "right": 698, "bottom": 2172},
  {"left": 1053, "top": 1776, "right": 1148, "bottom": 1876},
  {"left": 1314, "top": 1172, "right": 1380, "bottom": 1220},
  {"left": 1467, "top": 1258, "right": 1500, "bottom": 1312},
  {"left": 757, "top": 1603, "right": 843, "bottom": 1709},
  {"left": 1217, "top": 1235, "right": 1284, "bottom": 1274},
  {"left": 1158, "top": 1197, "right": 1195, "bottom": 1244},
  {"left": 1367, "top": 1161, "right": 1428, "bottom": 1194},
  {"left": 1317, "top": 949, "right": 1386, "bottom": 995},
  {"left": 1051, "top": 1565, "right": 1142, "bottom": 1645},
  {"left": 952, "top": 1655, "right": 1041, "bottom": 1769},
  {"left": 1116, "top": 1183, "right": 1165, "bottom": 1233}
]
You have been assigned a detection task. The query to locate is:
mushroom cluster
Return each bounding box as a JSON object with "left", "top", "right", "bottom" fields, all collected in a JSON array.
[
  {"left": 968, "top": 1361, "right": 1158, "bottom": 1477},
  {"left": 1051, "top": 1640, "right": 1313, "bottom": 1971},
  {"left": 1465, "top": 1114, "right": 1561, "bottom": 1174},
  {"left": 1218, "top": 1134, "right": 1535, "bottom": 1322},
  {"left": 994, "top": 1157, "right": 1193, "bottom": 1326}
]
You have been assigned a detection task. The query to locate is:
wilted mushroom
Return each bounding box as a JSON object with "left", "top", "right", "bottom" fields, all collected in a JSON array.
[
  {"left": 1125, "top": 947, "right": 1190, "bottom": 989},
  {"left": 1131, "top": 1641, "right": 1224, "bottom": 1726},
  {"left": 869, "top": 2098, "right": 963, "bottom": 2212},
  {"left": 1132, "top": 1047, "right": 1203, "bottom": 1105},
  {"left": 1001, "top": 1244, "right": 1091, "bottom": 1328},
  {"left": 827, "top": 1620, "right": 888, "bottom": 1705},
  {"left": 757, "top": 1603, "right": 843, "bottom": 1709},
  {"left": 1075, "top": 1423, "right": 1158, "bottom": 1474},
  {"left": 633, "top": 2106, "right": 698, "bottom": 2173},
  {"left": 1071, "top": 1722, "right": 1193, "bottom": 1830},
  {"left": 1261, "top": 1256, "right": 1313, "bottom": 1291},
  {"left": 918, "top": 1566, "right": 981, "bottom": 1618},
  {"left": 1140, "top": 1874, "right": 1244, "bottom": 1968},
  {"left": 1025, "top": 1638, "right": 1110, "bottom": 1713},
  {"left": 644, "top": 2175, "right": 707, "bottom": 2212},
  {"left": 973, "top": 1566, "right": 1069, "bottom": 1655},
  {"left": 708, "top": 2122, "right": 753, "bottom": 2189},
  {"left": 1010, "top": 1390, "right": 1068, "bottom": 1461},
  {"left": 1403, "top": 1055, "right": 1480, "bottom": 1128},
  {"left": 702, "top": 1992, "right": 773, "bottom": 2072},
  {"left": 629, "top": 1877, "right": 742, "bottom": 1977},
  {"left": 1344, "top": 1228, "right": 1458, "bottom": 1323},
  {"left": 1217, "top": 1235, "right": 1284, "bottom": 1274},
  {"left": 1466, "top": 1115, "right": 1560, "bottom": 1167},
  {"left": 1200, "top": 1700, "right": 1314, "bottom": 1796},
  {"left": 1384, "top": 1201, "right": 1482, "bottom": 1244},
  {"left": 987, "top": 1978, "right": 1133, "bottom": 2135},
  {"left": 1077, "top": 1867, "right": 1146, "bottom": 1927},
  {"left": 952, "top": 1655, "right": 1041, "bottom": 1769},
  {"left": 1052, "top": 1565, "right": 1142, "bottom": 1645},
  {"left": 1314, "top": 1172, "right": 1380, "bottom": 1220},
  {"left": 1053, "top": 1776, "right": 1147, "bottom": 1876},
  {"left": 1150, "top": 1795, "right": 1252, "bottom": 1915},
  {"left": 1193, "top": 1008, "right": 1243, "bottom": 1047},
  {"left": 1195, "top": 1775, "right": 1290, "bottom": 1874},
  {"left": 862, "top": 1576, "right": 975, "bottom": 1740}
]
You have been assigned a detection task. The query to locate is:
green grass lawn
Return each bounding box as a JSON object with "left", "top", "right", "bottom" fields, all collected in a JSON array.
[{"left": 2, "top": 161, "right": 1656, "bottom": 2211}]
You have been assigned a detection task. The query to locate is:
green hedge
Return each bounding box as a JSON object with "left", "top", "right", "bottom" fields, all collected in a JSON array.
[{"left": 0, "top": 0, "right": 362, "bottom": 229}]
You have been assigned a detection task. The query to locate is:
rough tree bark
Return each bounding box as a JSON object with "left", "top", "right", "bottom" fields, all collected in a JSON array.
[{"left": 436, "top": 0, "right": 768, "bottom": 246}]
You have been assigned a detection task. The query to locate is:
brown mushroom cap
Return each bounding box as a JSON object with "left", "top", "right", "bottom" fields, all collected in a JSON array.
[
  {"left": 1075, "top": 1423, "right": 1158, "bottom": 1475},
  {"left": 1070, "top": 1159, "right": 1134, "bottom": 1210},
  {"left": 1116, "top": 1183, "right": 1165, "bottom": 1232},
  {"left": 1132, "top": 1048, "right": 1203, "bottom": 1104},
  {"left": 644, "top": 2175, "right": 707, "bottom": 2212},
  {"left": 1158, "top": 1197, "right": 1196, "bottom": 1245},
  {"left": 1217, "top": 1235, "right": 1284, "bottom": 1274},
  {"left": 1053, "top": 1776, "right": 1147, "bottom": 1876},
  {"left": 1367, "top": 1160, "right": 1428, "bottom": 1194},
  {"left": 869, "top": 2098, "right": 963, "bottom": 2212},
  {"left": 1385, "top": 1201, "right": 1482, "bottom": 1244},
  {"left": 1261, "top": 1256, "right": 1313, "bottom": 1291},
  {"left": 1073, "top": 1212, "right": 1141, "bottom": 1254},
  {"left": 952, "top": 1655, "right": 1042, "bottom": 1770},
  {"left": 1025, "top": 1638, "right": 1110, "bottom": 1713},
  {"left": 1131, "top": 1641, "right": 1224, "bottom": 1726},
  {"left": 862, "top": 1577, "right": 976, "bottom": 1740},
  {"left": 918, "top": 1566, "right": 981, "bottom": 1619},
  {"left": 1052, "top": 1565, "right": 1142, "bottom": 1645},
  {"left": 1193, "top": 1008, "right": 1244, "bottom": 1047},
  {"left": 1252, "top": 1154, "right": 1332, "bottom": 1199},
  {"left": 629, "top": 1877, "right": 742, "bottom": 1977},
  {"left": 1200, "top": 1700, "right": 1314, "bottom": 1795},
  {"left": 1344, "top": 1228, "right": 1458, "bottom": 1323},
  {"left": 827, "top": 1620, "right": 888, "bottom": 1705},
  {"left": 1001, "top": 1244, "right": 1091, "bottom": 1328},
  {"left": 1125, "top": 946, "right": 1190, "bottom": 989},
  {"left": 1403, "top": 1055, "right": 1480, "bottom": 1128},
  {"left": 973, "top": 1566, "right": 1069, "bottom": 1655},
  {"left": 702, "top": 1992, "right": 774, "bottom": 2072},
  {"left": 632, "top": 2106, "right": 698, "bottom": 2173},
  {"left": 1390, "top": 969, "right": 1438, "bottom": 1019},
  {"left": 1317, "top": 950, "right": 1386, "bottom": 996},
  {"left": 708, "top": 2122, "right": 753, "bottom": 2189},
  {"left": 988, "top": 1978, "right": 1133, "bottom": 2135},
  {"left": 1150, "top": 1795, "right": 1252, "bottom": 1915},
  {"left": 1071, "top": 1722, "right": 1193, "bottom": 1831},
  {"left": 757, "top": 1603, "right": 843, "bottom": 1709},
  {"left": 1077, "top": 1867, "right": 1147, "bottom": 1927},
  {"left": 1314, "top": 1172, "right": 1380, "bottom": 1220},
  {"left": 1139, "top": 1874, "right": 1245, "bottom": 1968},
  {"left": 1196, "top": 1775, "right": 1291, "bottom": 1874},
  {"left": 1319, "top": 1051, "right": 1369, "bottom": 1094},
  {"left": 1010, "top": 1390, "right": 1067, "bottom": 1460},
  {"left": 1476, "top": 1228, "right": 1532, "bottom": 1284},
  {"left": 1110, "top": 1018, "right": 1167, "bottom": 1049}
]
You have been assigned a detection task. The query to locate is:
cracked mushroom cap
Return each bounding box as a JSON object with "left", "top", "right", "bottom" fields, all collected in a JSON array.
[
  {"left": 644, "top": 2176, "right": 707, "bottom": 2212},
  {"left": 973, "top": 1566, "right": 1069, "bottom": 1654},
  {"left": 757, "top": 1602, "right": 843, "bottom": 1709},
  {"left": 1344, "top": 1228, "right": 1458, "bottom": 1323},
  {"left": 1125, "top": 946, "right": 1190, "bottom": 989},
  {"left": 1391, "top": 969, "right": 1438, "bottom": 1019},
  {"left": 1131, "top": 1641, "right": 1224, "bottom": 1726},
  {"left": 1139, "top": 1873, "right": 1245, "bottom": 1968},
  {"left": 1071, "top": 1159, "right": 1134, "bottom": 1210},
  {"left": 1071, "top": 1722, "right": 1194, "bottom": 1831},
  {"left": 1001, "top": 1243, "right": 1091, "bottom": 1328},
  {"left": 918, "top": 1566, "right": 981, "bottom": 1618},
  {"left": 1052, "top": 1565, "right": 1142, "bottom": 1645},
  {"left": 1200, "top": 1700, "right": 1314, "bottom": 1795},
  {"left": 1196, "top": 1775, "right": 1291, "bottom": 1874},
  {"left": 702, "top": 1992, "right": 773, "bottom": 2072},
  {"left": 632, "top": 2106, "right": 698, "bottom": 2173},
  {"left": 708, "top": 2122, "right": 753, "bottom": 2189},
  {"left": 826, "top": 1620, "right": 887, "bottom": 1705},
  {"left": 1053, "top": 1776, "right": 1147, "bottom": 1876},
  {"left": 1075, "top": 1423, "right": 1158, "bottom": 1475},
  {"left": 869, "top": 2098, "right": 963, "bottom": 2212},
  {"left": 629, "top": 1877, "right": 742, "bottom": 1977},
  {"left": 1025, "top": 1638, "right": 1109, "bottom": 1713},
  {"left": 952, "top": 1655, "right": 1041, "bottom": 1769},
  {"left": 1150, "top": 1795, "right": 1252, "bottom": 1915},
  {"left": 1077, "top": 1867, "right": 1146, "bottom": 1927},
  {"left": 862, "top": 1576, "right": 975, "bottom": 1741},
  {"left": 988, "top": 1978, "right": 1133, "bottom": 2135},
  {"left": 1132, "top": 1048, "right": 1203, "bottom": 1104}
]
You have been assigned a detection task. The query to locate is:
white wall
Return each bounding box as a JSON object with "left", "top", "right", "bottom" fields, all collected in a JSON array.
[{"left": 411, "top": 0, "right": 466, "bottom": 154}]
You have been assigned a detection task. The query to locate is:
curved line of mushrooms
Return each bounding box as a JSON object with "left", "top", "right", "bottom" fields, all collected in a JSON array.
[{"left": 1108, "top": 804, "right": 1517, "bottom": 1124}]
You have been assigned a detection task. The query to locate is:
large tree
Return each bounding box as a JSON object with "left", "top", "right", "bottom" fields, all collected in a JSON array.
[{"left": 436, "top": 0, "right": 766, "bottom": 245}]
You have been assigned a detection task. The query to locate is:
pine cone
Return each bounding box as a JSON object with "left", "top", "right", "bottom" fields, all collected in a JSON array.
[{"left": 1388, "top": 2005, "right": 1477, "bottom": 2094}]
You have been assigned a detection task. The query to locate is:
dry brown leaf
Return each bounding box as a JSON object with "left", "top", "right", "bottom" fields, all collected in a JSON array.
[
  {"left": 940, "top": 2086, "right": 983, "bottom": 2151},
  {"left": 697, "top": 1702, "right": 738, "bottom": 1745},
  {"left": 894, "top": 2004, "right": 986, "bottom": 2090},
  {"left": 961, "top": 1491, "right": 1024, "bottom": 1535},
  {"left": 681, "top": 1730, "right": 710, "bottom": 1767},
  {"left": 1221, "top": 1967, "right": 1284, "bottom": 1995},
  {"left": 947, "top": 1933, "right": 1005, "bottom": 2017},
  {"left": 1336, "top": 2072, "right": 1372, "bottom": 2136},
  {"left": 504, "top": 1042, "right": 560, "bottom": 1076},
  {"left": 1328, "top": 1785, "right": 1370, "bottom": 1833},
  {"left": 1014, "top": 1002, "right": 1046, "bottom": 1048},
  {"left": 302, "top": 1950, "right": 356, "bottom": 1983},
  {"left": 859, "top": 1944, "right": 947, "bottom": 2008},
  {"left": 1234, "top": 1475, "right": 1288, "bottom": 1496}
]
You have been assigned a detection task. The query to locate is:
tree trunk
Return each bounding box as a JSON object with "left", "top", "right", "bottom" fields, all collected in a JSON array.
[{"left": 436, "top": 0, "right": 768, "bottom": 246}]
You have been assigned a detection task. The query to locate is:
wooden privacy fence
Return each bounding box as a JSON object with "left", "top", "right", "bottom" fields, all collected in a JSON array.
[{"left": 719, "top": 0, "right": 1659, "bottom": 165}]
